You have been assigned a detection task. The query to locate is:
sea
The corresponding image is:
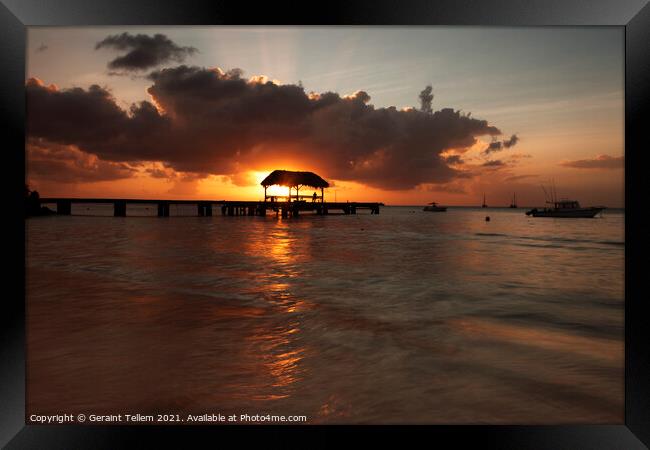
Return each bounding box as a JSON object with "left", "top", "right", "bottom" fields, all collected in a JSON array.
[{"left": 26, "top": 205, "right": 624, "bottom": 424}]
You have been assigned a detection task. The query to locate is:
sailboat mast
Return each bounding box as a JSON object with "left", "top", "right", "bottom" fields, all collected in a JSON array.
[{"left": 552, "top": 179, "right": 557, "bottom": 203}]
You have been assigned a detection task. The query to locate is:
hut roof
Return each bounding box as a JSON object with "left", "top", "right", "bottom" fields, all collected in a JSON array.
[{"left": 260, "top": 170, "right": 329, "bottom": 188}]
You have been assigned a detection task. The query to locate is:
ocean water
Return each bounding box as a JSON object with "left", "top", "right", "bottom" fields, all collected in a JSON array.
[{"left": 26, "top": 206, "right": 624, "bottom": 424}]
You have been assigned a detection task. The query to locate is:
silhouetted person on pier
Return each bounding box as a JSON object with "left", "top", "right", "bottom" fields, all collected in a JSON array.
[{"left": 312, "top": 192, "right": 317, "bottom": 202}]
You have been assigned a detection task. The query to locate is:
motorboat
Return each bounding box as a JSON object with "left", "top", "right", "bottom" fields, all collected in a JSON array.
[
  {"left": 423, "top": 202, "right": 447, "bottom": 212},
  {"left": 526, "top": 200, "right": 604, "bottom": 218}
]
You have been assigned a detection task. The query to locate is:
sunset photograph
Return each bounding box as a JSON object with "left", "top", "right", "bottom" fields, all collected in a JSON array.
[{"left": 24, "top": 26, "right": 624, "bottom": 424}]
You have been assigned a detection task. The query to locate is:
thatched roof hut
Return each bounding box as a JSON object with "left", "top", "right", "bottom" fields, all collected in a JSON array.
[
  {"left": 261, "top": 170, "right": 329, "bottom": 202},
  {"left": 261, "top": 170, "right": 329, "bottom": 189}
]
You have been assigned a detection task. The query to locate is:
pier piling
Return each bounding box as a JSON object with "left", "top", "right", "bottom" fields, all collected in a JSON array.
[
  {"left": 157, "top": 202, "right": 169, "bottom": 217},
  {"left": 196, "top": 202, "right": 212, "bottom": 217},
  {"left": 113, "top": 201, "right": 127, "bottom": 217}
]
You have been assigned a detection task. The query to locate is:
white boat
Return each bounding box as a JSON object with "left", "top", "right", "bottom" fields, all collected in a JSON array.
[
  {"left": 423, "top": 202, "right": 447, "bottom": 212},
  {"left": 526, "top": 200, "right": 605, "bottom": 218}
]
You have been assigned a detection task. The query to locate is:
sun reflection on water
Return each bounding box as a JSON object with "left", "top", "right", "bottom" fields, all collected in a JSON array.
[
  {"left": 239, "top": 220, "right": 316, "bottom": 402},
  {"left": 245, "top": 323, "right": 306, "bottom": 400}
]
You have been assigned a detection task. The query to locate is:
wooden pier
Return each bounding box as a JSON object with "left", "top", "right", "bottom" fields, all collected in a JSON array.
[{"left": 39, "top": 198, "right": 382, "bottom": 217}]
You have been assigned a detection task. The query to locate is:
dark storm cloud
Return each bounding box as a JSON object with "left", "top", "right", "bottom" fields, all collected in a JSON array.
[
  {"left": 26, "top": 66, "right": 504, "bottom": 190},
  {"left": 95, "top": 33, "right": 197, "bottom": 72},
  {"left": 560, "top": 154, "right": 624, "bottom": 169},
  {"left": 26, "top": 77, "right": 173, "bottom": 163},
  {"left": 26, "top": 78, "right": 130, "bottom": 143},
  {"left": 483, "top": 134, "right": 519, "bottom": 155}
]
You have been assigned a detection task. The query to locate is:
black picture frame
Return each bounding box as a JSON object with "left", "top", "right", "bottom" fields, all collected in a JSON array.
[{"left": 2, "top": 1, "right": 648, "bottom": 447}]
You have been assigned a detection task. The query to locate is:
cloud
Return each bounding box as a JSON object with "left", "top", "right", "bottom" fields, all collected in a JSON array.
[
  {"left": 503, "top": 134, "right": 519, "bottom": 148},
  {"left": 95, "top": 33, "right": 197, "bottom": 72},
  {"left": 560, "top": 154, "right": 624, "bottom": 169},
  {"left": 482, "top": 160, "right": 506, "bottom": 169},
  {"left": 26, "top": 66, "right": 504, "bottom": 190},
  {"left": 508, "top": 152, "right": 531, "bottom": 160},
  {"left": 420, "top": 181, "right": 467, "bottom": 194},
  {"left": 484, "top": 140, "right": 502, "bottom": 154},
  {"left": 146, "top": 167, "right": 172, "bottom": 179},
  {"left": 27, "top": 138, "right": 136, "bottom": 183},
  {"left": 483, "top": 134, "right": 519, "bottom": 155},
  {"left": 418, "top": 85, "right": 434, "bottom": 114},
  {"left": 166, "top": 179, "right": 200, "bottom": 196},
  {"left": 226, "top": 171, "right": 258, "bottom": 187},
  {"left": 504, "top": 173, "right": 538, "bottom": 182},
  {"left": 145, "top": 163, "right": 178, "bottom": 180},
  {"left": 444, "top": 154, "right": 464, "bottom": 165}
]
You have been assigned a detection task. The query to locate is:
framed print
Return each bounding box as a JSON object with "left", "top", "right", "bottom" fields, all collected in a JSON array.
[{"left": 2, "top": 0, "right": 649, "bottom": 448}]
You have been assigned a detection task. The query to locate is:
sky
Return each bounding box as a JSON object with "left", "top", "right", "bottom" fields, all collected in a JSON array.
[{"left": 26, "top": 26, "right": 624, "bottom": 206}]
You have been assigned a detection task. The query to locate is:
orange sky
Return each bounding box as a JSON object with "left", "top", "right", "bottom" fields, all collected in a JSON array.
[{"left": 26, "top": 27, "right": 625, "bottom": 207}]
